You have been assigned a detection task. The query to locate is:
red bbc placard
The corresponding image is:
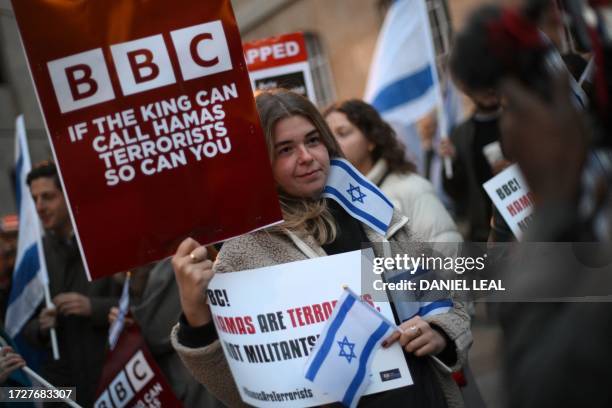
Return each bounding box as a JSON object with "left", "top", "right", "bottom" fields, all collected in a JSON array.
[
  {"left": 95, "top": 324, "right": 182, "bottom": 407},
  {"left": 11, "top": 0, "right": 282, "bottom": 280}
]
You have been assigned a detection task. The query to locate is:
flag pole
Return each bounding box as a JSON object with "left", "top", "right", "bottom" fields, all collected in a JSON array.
[
  {"left": 437, "top": 100, "right": 454, "bottom": 179},
  {"left": 418, "top": 0, "right": 453, "bottom": 179},
  {"left": 42, "top": 284, "right": 59, "bottom": 360},
  {"left": 108, "top": 271, "right": 131, "bottom": 350},
  {"left": 21, "top": 366, "right": 82, "bottom": 408},
  {"left": 35, "top": 209, "right": 59, "bottom": 361}
]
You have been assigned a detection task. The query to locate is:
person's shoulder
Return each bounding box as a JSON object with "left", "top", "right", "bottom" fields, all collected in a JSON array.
[
  {"left": 219, "top": 229, "right": 284, "bottom": 252},
  {"left": 449, "top": 117, "right": 475, "bottom": 141},
  {"left": 382, "top": 171, "right": 436, "bottom": 196},
  {"left": 214, "top": 229, "right": 294, "bottom": 273},
  {"left": 450, "top": 117, "right": 475, "bottom": 132}
]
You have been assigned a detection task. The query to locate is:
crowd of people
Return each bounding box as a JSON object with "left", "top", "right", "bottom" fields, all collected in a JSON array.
[{"left": 0, "top": 0, "right": 610, "bottom": 406}]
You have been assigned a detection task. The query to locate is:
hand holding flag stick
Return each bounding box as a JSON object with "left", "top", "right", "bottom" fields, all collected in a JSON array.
[
  {"left": 305, "top": 286, "right": 454, "bottom": 407},
  {"left": 42, "top": 285, "right": 59, "bottom": 360},
  {"left": 436, "top": 108, "right": 454, "bottom": 179},
  {"left": 304, "top": 287, "right": 396, "bottom": 408},
  {"left": 0, "top": 340, "right": 81, "bottom": 408},
  {"left": 382, "top": 314, "right": 448, "bottom": 357},
  {"left": 108, "top": 272, "right": 131, "bottom": 350}
]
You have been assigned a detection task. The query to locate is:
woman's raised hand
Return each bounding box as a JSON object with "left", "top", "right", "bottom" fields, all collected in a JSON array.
[{"left": 172, "top": 237, "right": 215, "bottom": 327}]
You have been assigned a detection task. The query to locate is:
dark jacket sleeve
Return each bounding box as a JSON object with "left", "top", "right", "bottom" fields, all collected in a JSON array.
[
  {"left": 442, "top": 127, "right": 470, "bottom": 202},
  {"left": 20, "top": 304, "right": 48, "bottom": 347},
  {"left": 89, "top": 296, "right": 119, "bottom": 327}
]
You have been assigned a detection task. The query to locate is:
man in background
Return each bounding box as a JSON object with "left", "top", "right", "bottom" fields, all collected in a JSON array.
[{"left": 23, "top": 161, "right": 119, "bottom": 407}]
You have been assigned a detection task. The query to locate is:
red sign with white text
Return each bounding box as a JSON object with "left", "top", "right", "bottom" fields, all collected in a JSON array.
[
  {"left": 12, "top": 0, "right": 282, "bottom": 279},
  {"left": 243, "top": 32, "right": 317, "bottom": 104},
  {"left": 95, "top": 325, "right": 182, "bottom": 408},
  {"left": 243, "top": 32, "right": 308, "bottom": 71}
]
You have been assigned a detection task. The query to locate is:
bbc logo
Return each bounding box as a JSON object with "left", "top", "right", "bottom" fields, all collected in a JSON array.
[
  {"left": 47, "top": 20, "right": 232, "bottom": 113},
  {"left": 94, "top": 350, "right": 154, "bottom": 408}
]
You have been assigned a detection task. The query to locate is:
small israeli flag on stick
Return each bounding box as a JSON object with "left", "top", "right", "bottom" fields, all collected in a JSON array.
[
  {"left": 323, "top": 158, "right": 394, "bottom": 235},
  {"left": 304, "top": 287, "right": 396, "bottom": 408},
  {"left": 108, "top": 272, "right": 130, "bottom": 350}
]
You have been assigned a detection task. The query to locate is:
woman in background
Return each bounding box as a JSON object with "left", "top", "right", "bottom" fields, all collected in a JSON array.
[{"left": 325, "top": 100, "right": 461, "bottom": 243}]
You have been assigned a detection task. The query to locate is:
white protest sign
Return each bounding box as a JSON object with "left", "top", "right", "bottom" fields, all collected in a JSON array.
[
  {"left": 483, "top": 163, "right": 534, "bottom": 240},
  {"left": 207, "top": 250, "right": 412, "bottom": 407}
]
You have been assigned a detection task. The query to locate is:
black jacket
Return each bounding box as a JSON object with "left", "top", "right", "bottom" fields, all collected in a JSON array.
[{"left": 24, "top": 232, "right": 119, "bottom": 407}]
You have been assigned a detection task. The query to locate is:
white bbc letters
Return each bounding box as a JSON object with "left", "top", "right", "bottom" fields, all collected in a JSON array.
[
  {"left": 170, "top": 20, "right": 232, "bottom": 81},
  {"left": 93, "top": 390, "right": 113, "bottom": 408},
  {"left": 93, "top": 350, "right": 155, "bottom": 408},
  {"left": 47, "top": 48, "right": 115, "bottom": 113},
  {"left": 108, "top": 371, "right": 135, "bottom": 408},
  {"left": 46, "top": 20, "right": 232, "bottom": 113},
  {"left": 125, "top": 350, "right": 154, "bottom": 392},
  {"left": 110, "top": 34, "right": 176, "bottom": 96}
]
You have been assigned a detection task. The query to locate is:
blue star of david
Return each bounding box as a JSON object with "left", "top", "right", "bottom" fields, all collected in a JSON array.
[
  {"left": 346, "top": 184, "right": 366, "bottom": 204},
  {"left": 337, "top": 336, "right": 357, "bottom": 363}
]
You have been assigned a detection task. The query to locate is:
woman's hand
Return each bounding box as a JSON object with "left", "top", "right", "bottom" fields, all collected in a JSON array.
[
  {"left": 383, "top": 316, "right": 447, "bottom": 357},
  {"left": 172, "top": 237, "right": 215, "bottom": 327}
]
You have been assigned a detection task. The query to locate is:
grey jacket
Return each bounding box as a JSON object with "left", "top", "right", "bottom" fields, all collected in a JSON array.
[{"left": 171, "top": 210, "right": 472, "bottom": 407}]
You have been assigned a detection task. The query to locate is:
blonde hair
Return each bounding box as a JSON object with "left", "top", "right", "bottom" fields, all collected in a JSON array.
[{"left": 255, "top": 89, "right": 343, "bottom": 245}]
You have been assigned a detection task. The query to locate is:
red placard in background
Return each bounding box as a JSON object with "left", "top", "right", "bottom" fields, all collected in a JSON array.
[
  {"left": 243, "top": 32, "right": 308, "bottom": 71},
  {"left": 243, "top": 32, "right": 318, "bottom": 104},
  {"left": 95, "top": 324, "right": 182, "bottom": 408},
  {"left": 11, "top": 0, "right": 282, "bottom": 280}
]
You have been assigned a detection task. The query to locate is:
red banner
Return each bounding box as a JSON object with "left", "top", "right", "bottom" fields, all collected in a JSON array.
[
  {"left": 244, "top": 32, "right": 308, "bottom": 71},
  {"left": 95, "top": 324, "right": 182, "bottom": 408},
  {"left": 11, "top": 0, "right": 282, "bottom": 280}
]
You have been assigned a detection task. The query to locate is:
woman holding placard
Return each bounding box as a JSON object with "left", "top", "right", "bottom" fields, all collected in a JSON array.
[{"left": 171, "top": 89, "right": 471, "bottom": 407}]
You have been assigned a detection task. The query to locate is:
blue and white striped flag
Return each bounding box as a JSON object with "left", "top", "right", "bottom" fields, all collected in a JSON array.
[
  {"left": 108, "top": 273, "right": 130, "bottom": 350},
  {"left": 393, "top": 299, "right": 453, "bottom": 323},
  {"left": 5, "top": 115, "right": 48, "bottom": 338},
  {"left": 365, "top": 0, "right": 439, "bottom": 125},
  {"left": 304, "top": 288, "right": 395, "bottom": 408},
  {"left": 323, "top": 159, "right": 394, "bottom": 236},
  {"left": 386, "top": 269, "right": 452, "bottom": 321}
]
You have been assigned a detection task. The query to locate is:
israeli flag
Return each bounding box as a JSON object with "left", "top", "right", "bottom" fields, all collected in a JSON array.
[
  {"left": 393, "top": 299, "right": 453, "bottom": 323},
  {"left": 304, "top": 289, "right": 395, "bottom": 408},
  {"left": 365, "top": 0, "right": 439, "bottom": 125},
  {"left": 386, "top": 269, "right": 452, "bottom": 322},
  {"left": 108, "top": 273, "right": 130, "bottom": 350},
  {"left": 323, "top": 159, "right": 394, "bottom": 235},
  {"left": 5, "top": 115, "right": 48, "bottom": 338}
]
